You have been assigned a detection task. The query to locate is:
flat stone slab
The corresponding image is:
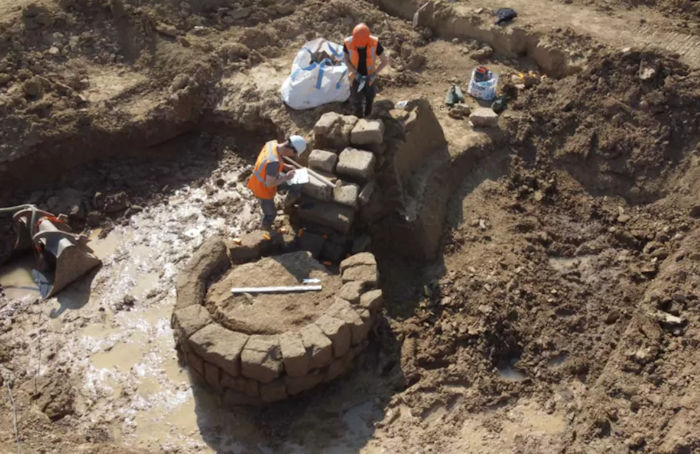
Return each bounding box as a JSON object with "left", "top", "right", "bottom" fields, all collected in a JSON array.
[
  {"left": 301, "top": 175, "right": 333, "bottom": 201},
  {"left": 333, "top": 181, "right": 360, "bottom": 207},
  {"left": 189, "top": 324, "right": 249, "bottom": 377},
  {"left": 297, "top": 200, "right": 355, "bottom": 233},
  {"left": 469, "top": 107, "right": 499, "bottom": 128},
  {"left": 336, "top": 148, "right": 376, "bottom": 181},
  {"left": 340, "top": 252, "right": 377, "bottom": 272},
  {"left": 205, "top": 251, "right": 342, "bottom": 334}
]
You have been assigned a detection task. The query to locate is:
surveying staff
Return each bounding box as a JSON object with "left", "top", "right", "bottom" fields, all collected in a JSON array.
[
  {"left": 343, "top": 23, "right": 391, "bottom": 118},
  {"left": 247, "top": 135, "right": 307, "bottom": 230}
]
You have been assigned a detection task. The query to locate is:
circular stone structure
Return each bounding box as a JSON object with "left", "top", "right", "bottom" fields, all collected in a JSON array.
[{"left": 171, "top": 231, "right": 383, "bottom": 404}]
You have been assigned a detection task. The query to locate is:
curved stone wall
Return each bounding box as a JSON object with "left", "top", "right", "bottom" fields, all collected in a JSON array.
[{"left": 171, "top": 232, "right": 382, "bottom": 404}]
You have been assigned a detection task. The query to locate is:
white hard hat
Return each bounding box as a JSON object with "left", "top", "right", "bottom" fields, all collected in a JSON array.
[{"left": 288, "top": 135, "right": 307, "bottom": 154}]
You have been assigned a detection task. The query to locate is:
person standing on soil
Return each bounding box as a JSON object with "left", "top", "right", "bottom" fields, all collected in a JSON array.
[
  {"left": 247, "top": 135, "right": 307, "bottom": 230},
  {"left": 343, "top": 23, "right": 391, "bottom": 118}
]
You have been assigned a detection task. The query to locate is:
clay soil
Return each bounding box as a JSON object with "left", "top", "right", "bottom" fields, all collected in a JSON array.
[{"left": 1, "top": 0, "right": 699, "bottom": 453}]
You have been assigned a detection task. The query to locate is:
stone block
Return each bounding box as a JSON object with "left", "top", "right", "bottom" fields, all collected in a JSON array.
[
  {"left": 336, "top": 148, "right": 376, "bottom": 181},
  {"left": 297, "top": 201, "right": 355, "bottom": 234},
  {"left": 308, "top": 149, "right": 338, "bottom": 173},
  {"left": 229, "top": 230, "right": 283, "bottom": 263},
  {"left": 333, "top": 181, "right": 360, "bottom": 207},
  {"left": 259, "top": 378, "right": 288, "bottom": 403},
  {"left": 313, "top": 112, "right": 340, "bottom": 137},
  {"left": 222, "top": 373, "right": 259, "bottom": 397},
  {"left": 340, "top": 252, "right": 377, "bottom": 273},
  {"left": 240, "top": 335, "right": 282, "bottom": 383},
  {"left": 187, "top": 352, "right": 204, "bottom": 377},
  {"left": 299, "top": 323, "right": 333, "bottom": 369},
  {"left": 175, "top": 237, "right": 228, "bottom": 310},
  {"left": 301, "top": 176, "right": 333, "bottom": 201},
  {"left": 315, "top": 315, "right": 351, "bottom": 358},
  {"left": 325, "top": 356, "right": 352, "bottom": 382},
  {"left": 338, "top": 281, "right": 364, "bottom": 304},
  {"left": 298, "top": 231, "right": 325, "bottom": 259},
  {"left": 358, "top": 180, "right": 375, "bottom": 206},
  {"left": 279, "top": 332, "right": 310, "bottom": 377},
  {"left": 329, "top": 299, "right": 369, "bottom": 345},
  {"left": 189, "top": 324, "right": 249, "bottom": 377},
  {"left": 171, "top": 304, "right": 211, "bottom": 341},
  {"left": 342, "top": 264, "right": 378, "bottom": 287},
  {"left": 286, "top": 371, "right": 324, "bottom": 395},
  {"left": 360, "top": 289, "right": 383, "bottom": 313},
  {"left": 350, "top": 119, "right": 385, "bottom": 145},
  {"left": 204, "top": 362, "right": 221, "bottom": 389},
  {"left": 469, "top": 107, "right": 499, "bottom": 128}
]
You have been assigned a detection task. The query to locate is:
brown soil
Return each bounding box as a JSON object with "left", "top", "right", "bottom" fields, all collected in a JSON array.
[
  {"left": 1, "top": 0, "right": 699, "bottom": 452},
  {"left": 205, "top": 251, "right": 342, "bottom": 334}
]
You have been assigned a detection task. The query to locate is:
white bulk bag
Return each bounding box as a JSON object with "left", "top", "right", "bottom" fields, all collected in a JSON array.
[
  {"left": 467, "top": 69, "right": 499, "bottom": 101},
  {"left": 281, "top": 38, "right": 350, "bottom": 110}
]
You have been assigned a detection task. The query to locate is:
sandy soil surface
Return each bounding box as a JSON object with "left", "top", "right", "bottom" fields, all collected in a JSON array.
[{"left": 1, "top": 0, "right": 699, "bottom": 453}]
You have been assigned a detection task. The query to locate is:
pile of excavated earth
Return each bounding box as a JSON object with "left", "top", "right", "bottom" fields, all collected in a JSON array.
[{"left": 1, "top": 0, "right": 699, "bottom": 453}]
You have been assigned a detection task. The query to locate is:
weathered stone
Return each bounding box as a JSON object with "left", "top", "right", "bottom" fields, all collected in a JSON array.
[
  {"left": 336, "top": 148, "right": 376, "bottom": 180},
  {"left": 240, "top": 335, "right": 282, "bottom": 383},
  {"left": 204, "top": 362, "right": 221, "bottom": 389},
  {"left": 308, "top": 149, "right": 338, "bottom": 173},
  {"left": 329, "top": 299, "right": 369, "bottom": 345},
  {"left": 259, "top": 378, "right": 287, "bottom": 403},
  {"left": 279, "top": 332, "right": 310, "bottom": 377},
  {"left": 315, "top": 315, "right": 351, "bottom": 358},
  {"left": 286, "top": 371, "right": 324, "bottom": 395},
  {"left": 469, "top": 107, "right": 499, "bottom": 128},
  {"left": 340, "top": 252, "right": 376, "bottom": 273},
  {"left": 187, "top": 352, "right": 204, "bottom": 377},
  {"left": 171, "top": 304, "right": 211, "bottom": 342},
  {"left": 342, "top": 264, "right": 378, "bottom": 287},
  {"left": 229, "top": 230, "right": 283, "bottom": 264},
  {"left": 350, "top": 119, "right": 385, "bottom": 145},
  {"left": 297, "top": 201, "right": 355, "bottom": 234},
  {"left": 221, "top": 373, "right": 259, "bottom": 397},
  {"left": 333, "top": 181, "right": 360, "bottom": 207},
  {"left": 338, "top": 281, "right": 364, "bottom": 304},
  {"left": 175, "top": 237, "right": 228, "bottom": 310},
  {"left": 299, "top": 323, "right": 333, "bottom": 369},
  {"left": 189, "top": 324, "right": 248, "bottom": 377},
  {"left": 358, "top": 181, "right": 375, "bottom": 206},
  {"left": 313, "top": 112, "right": 340, "bottom": 137},
  {"left": 360, "top": 289, "right": 383, "bottom": 313},
  {"left": 448, "top": 103, "right": 471, "bottom": 119},
  {"left": 301, "top": 175, "right": 333, "bottom": 201}
]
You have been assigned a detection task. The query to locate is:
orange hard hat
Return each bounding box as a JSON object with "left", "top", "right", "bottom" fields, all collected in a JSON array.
[{"left": 352, "top": 23, "right": 371, "bottom": 46}]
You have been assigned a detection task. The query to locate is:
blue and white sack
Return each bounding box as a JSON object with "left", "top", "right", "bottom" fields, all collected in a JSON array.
[
  {"left": 281, "top": 38, "right": 350, "bottom": 110},
  {"left": 467, "top": 69, "right": 499, "bottom": 101}
]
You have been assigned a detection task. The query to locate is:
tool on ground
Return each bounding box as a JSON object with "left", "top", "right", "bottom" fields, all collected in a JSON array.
[
  {"left": 445, "top": 85, "right": 465, "bottom": 107},
  {"left": 303, "top": 278, "right": 321, "bottom": 284},
  {"left": 1, "top": 204, "right": 101, "bottom": 298},
  {"left": 283, "top": 156, "right": 335, "bottom": 187},
  {"left": 231, "top": 285, "right": 322, "bottom": 294}
]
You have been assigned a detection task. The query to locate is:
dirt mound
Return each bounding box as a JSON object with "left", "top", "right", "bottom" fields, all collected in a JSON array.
[{"left": 508, "top": 49, "right": 700, "bottom": 201}]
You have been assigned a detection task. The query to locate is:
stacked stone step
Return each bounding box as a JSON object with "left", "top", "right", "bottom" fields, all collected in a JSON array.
[
  {"left": 293, "top": 112, "right": 384, "bottom": 258},
  {"left": 171, "top": 235, "right": 384, "bottom": 405}
]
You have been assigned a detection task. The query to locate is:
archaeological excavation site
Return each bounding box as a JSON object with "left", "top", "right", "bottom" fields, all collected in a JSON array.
[{"left": 1, "top": 0, "right": 698, "bottom": 452}]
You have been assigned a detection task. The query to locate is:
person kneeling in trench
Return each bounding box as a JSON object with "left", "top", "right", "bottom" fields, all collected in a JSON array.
[
  {"left": 343, "top": 23, "right": 391, "bottom": 118},
  {"left": 247, "top": 135, "right": 307, "bottom": 230}
]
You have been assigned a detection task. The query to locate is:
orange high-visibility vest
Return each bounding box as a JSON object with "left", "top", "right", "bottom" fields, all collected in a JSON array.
[
  {"left": 344, "top": 35, "right": 379, "bottom": 85},
  {"left": 247, "top": 141, "right": 280, "bottom": 200}
]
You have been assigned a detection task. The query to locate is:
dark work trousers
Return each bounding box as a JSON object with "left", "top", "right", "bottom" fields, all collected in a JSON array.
[{"left": 350, "top": 78, "right": 376, "bottom": 118}]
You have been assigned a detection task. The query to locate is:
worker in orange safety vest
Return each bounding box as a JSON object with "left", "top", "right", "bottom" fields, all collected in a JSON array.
[
  {"left": 343, "top": 23, "right": 391, "bottom": 118},
  {"left": 247, "top": 135, "right": 307, "bottom": 229}
]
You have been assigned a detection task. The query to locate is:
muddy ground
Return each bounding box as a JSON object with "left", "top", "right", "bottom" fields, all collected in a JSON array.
[{"left": 1, "top": 0, "right": 699, "bottom": 453}]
